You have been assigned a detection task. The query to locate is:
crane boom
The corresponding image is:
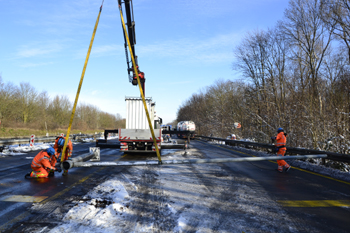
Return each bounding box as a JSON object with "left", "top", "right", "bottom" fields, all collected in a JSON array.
[{"left": 118, "top": 0, "right": 145, "bottom": 95}]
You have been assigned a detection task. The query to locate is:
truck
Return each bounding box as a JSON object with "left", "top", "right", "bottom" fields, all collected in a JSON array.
[
  {"left": 96, "top": 1, "right": 167, "bottom": 154},
  {"left": 97, "top": 0, "right": 189, "bottom": 153},
  {"left": 119, "top": 97, "right": 162, "bottom": 153},
  {"left": 177, "top": 121, "right": 196, "bottom": 139}
]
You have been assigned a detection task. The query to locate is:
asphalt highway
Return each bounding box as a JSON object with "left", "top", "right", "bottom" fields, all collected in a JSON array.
[{"left": 0, "top": 140, "right": 349, "bottom": 232}]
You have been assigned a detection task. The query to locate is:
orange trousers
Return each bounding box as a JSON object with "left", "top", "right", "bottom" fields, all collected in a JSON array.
[
  {"left": 30, "top": 167, "right": 49, "bottom": 178},
  {"left": 277, "top": 147, "right": 289, "bottom": 168}
]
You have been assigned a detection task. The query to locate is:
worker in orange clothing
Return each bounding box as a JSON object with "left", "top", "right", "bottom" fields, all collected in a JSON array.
[
  {"left": 271, "top": 127, "right": 291, "bottom": 173},
  {"left": 26, "top": 147, "right": 62, "bottom": 178},
  {"left": 54, "top": 136, "right": 73, "bottom": 176}
]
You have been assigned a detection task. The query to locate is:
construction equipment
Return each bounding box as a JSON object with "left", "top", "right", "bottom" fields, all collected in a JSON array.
[
  {"left": 98, "top": 0, "right": 165, "bottom": 158},
  {"left": 118, "top": 0, "right": 145, "bottom": 94}
]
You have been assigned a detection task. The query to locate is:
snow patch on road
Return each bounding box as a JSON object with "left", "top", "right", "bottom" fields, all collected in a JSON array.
[{"left": 49, "top": 179, "right": 132, "bottom": 233}]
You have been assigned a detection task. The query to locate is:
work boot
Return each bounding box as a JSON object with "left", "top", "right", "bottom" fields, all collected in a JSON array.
[
  {"left": 277, "top": 166, "right": 283, "bottom": 173},
  {"left": 285, "top": 165, "right": 291, "bottom": 172},
  {"left": 62, "top": 170, "right": 68, "bottom": 176},
  {"left": 25, "top": 172, "right": 32, "bottom": 178}
]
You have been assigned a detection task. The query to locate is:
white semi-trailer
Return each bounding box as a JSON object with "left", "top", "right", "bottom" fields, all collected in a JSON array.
[{"left": 119, "top": 97, "right": 162, "bottom": 153}]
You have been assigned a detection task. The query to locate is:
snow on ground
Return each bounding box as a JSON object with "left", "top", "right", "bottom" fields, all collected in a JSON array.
[
  {"left": 0, "top": 143, "right": 51, "bottom": 157},
  {"left": 50, "top": 180, "right": 131, "bottom": 233},
  {"left": 0, "top": 135, "right": 118, "bottom": 158}
]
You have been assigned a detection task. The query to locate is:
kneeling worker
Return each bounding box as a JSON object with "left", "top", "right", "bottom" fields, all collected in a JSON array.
[
  {"left": 54, "top": 136, "right": 73, "bottom": 176},
  {"left": 27, "top": 147, "right": 61, "bottom": 178}
]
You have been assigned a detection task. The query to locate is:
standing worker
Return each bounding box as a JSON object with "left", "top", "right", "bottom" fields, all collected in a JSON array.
[
  {"left": 54, "top": 136, "right": 73, "bottom": 176},
  {"left": 271, "top": 127, "right": 291, "bottom": 173},
  {"left": 26, "top": 147, "right": 61, "bottom": 178}
]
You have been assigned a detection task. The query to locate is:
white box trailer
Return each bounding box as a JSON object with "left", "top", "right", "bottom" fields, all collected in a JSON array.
[
  {"left": 126, "top": 97, "right": 155, "bottom": 129},
  {"left": 120, "top": 97, "right": 161, "bottom": 153}
]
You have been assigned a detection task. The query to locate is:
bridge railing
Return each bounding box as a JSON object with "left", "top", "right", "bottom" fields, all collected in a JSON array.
[{"left": 197, "top": 135, "right": 350, "bottom": 163}]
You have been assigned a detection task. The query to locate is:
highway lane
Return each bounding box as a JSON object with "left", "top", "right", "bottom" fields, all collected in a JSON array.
[
  {"left": 1, "top": 139, "right": 349, "bottom": 232},
  {"left": 194, "top": 140, "right": 350, "bottom": 233}
]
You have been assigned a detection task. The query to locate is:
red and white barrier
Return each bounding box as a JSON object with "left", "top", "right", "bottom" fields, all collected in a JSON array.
[{"left": 30, "top": 134, "right": 35, "bottom": 147}]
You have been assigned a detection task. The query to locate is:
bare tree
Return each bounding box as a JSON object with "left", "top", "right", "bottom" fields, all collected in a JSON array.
[
  {"left": 17, "top": 82, "right": 39, "bottom": 124},
  {"left": 281, "top": 0, "right": 335, "bottom": 148},
  {"left": 321, "top": 0, "right": 350, "bottom": 62},
  {"left": 47, "top": 95, "right": 72, "bottom": 128}
]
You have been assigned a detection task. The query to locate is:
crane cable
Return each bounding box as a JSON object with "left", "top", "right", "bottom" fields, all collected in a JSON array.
[
  {"left": 60, "top": 1, "right": 104, "bottom": 164},
  {"left": 118, "top": 4, "right": 162, "bottom": 164}
]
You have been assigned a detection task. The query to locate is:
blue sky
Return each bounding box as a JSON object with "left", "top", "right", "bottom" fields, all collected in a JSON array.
[{"left": 0, "top": 0, "right": 289, "bottom": 124}]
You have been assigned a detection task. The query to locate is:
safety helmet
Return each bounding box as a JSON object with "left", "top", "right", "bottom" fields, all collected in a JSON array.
[
  {"left": 46, "top": 147, "right": 55, "bottom": 156},
  {"left": 277, "top": 127, "right": 284, "bottom": 133},
  {"left": 58, "top": 138, "right": 65, "bottom": 147}
]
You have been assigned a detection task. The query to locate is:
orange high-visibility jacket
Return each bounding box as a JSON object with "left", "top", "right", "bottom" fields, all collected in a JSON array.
[
  {"left": 276, "top": 132, "right": 287, "bottom": 147},
  {"left": 54, "top": 136, "right": 73, "bottom": 157},
  {"left": 31, "top": 150, "right": 56, "bottom": 170}
]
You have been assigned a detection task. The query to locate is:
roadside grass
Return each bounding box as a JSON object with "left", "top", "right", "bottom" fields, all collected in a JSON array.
[{"left": 0, "top": 127, "right": 101, "bottom": 138}]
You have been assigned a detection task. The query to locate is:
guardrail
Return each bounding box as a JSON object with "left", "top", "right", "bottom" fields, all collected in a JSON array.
[
  {"left": 0, "top": 134, "right": 96, "bottom": 146},
  {"left": 197, "top": 135, "right": 350, "bottom": 163}
]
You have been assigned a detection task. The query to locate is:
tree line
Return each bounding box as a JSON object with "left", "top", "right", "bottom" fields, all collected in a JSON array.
[
  {"left": 0, "top": 76, "right": 125, "bottom": 132},
  {"left": 177, "top": 0, "right": 350, "bottom": 154}
]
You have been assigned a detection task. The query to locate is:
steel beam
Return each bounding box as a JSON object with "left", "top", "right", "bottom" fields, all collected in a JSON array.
[
  {"left": 62, "top": 147, "right": 100, "bottom": 170},
  {"left": 64, "top": 154, "right": 327, "bottom": 169}
]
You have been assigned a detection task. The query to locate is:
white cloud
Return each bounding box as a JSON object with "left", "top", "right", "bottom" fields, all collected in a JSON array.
[
  {"left": 17, "top": 48, "right": 54, "bottom": 58},
  {"left": 167, "top": 80, "right": 193, "bottom": 85},
  {"left": 16, "top": 43, "right": 62, "bottom": 58},
  {"left": 138, "top": 32, "right": 240, "bottom": 64},
  {"left": 69, "top": 92, "right": 126, "bottom": 117},
  {"left": 73, "top": 44, "right": 123, "bottom": 60},
  {"left": 92, "top": 44, "right": 121, "bottom": 56},
  {"left": 20, "top": 62, "right": 54, "bottom": 68}
]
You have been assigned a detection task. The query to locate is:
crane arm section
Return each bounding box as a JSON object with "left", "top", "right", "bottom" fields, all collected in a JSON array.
[{"left": 118, "top": 0, "right": 145, "bottom": 94}]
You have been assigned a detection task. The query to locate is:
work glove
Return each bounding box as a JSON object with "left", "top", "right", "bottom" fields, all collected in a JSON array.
[
  {"left": 56, "top": 167, "right": 62, "bottom": 173},
  {"left": 284, "top": 133, "right": 288, "bottom": 137}
]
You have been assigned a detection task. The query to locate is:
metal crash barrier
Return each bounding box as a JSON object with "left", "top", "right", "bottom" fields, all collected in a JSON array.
[
  {"left": 0, "top": 134, "right": 97, "bottom": 146},
  {"left": 198, "top": 136, "right": 350, "bottom": 163}
]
